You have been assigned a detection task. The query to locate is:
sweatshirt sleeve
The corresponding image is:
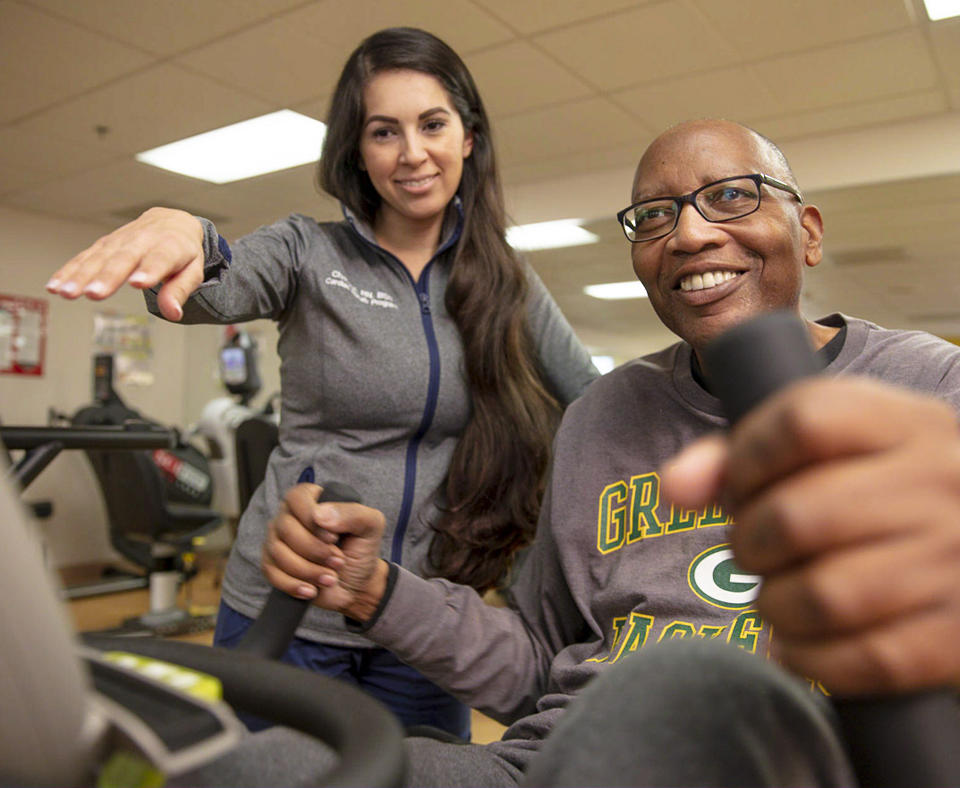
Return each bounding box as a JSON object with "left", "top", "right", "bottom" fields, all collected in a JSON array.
[
  {"left": 143, "top": 214, "right": 314, "bottom": 325},
  {"left": 523, "top": 263, "right": 599, "bottom": 406},
  {"left": 363, "top": 479, "right": 588, "bottom": 725}
]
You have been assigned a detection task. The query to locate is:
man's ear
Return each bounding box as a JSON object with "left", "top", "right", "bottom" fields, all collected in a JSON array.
[{"left": 800, "top": 204, "right": 824, "bottom": 268}]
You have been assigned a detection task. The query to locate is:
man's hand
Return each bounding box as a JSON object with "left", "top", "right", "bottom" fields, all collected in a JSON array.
[
  {"left": 262, "top": 483, "right": 389, "bottom": 622},
  {"left": 45, "top": 207, "right": 205, "bottom": 322},
  {"left": 661, "top": 377, "right": 960, "bottom": 695}
]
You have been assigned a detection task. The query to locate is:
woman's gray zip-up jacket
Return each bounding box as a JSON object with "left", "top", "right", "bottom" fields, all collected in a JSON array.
[{"left": 145, "top": 204, "right": 599, "bottom": 646}]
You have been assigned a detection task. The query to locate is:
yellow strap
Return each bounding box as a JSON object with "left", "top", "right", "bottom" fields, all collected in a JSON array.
[{"left": 102, "top": 651, "right": 223, "bottom": 702}]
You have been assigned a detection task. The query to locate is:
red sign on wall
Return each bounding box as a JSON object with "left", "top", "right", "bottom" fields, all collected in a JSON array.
[{"left": 0, "top": 293, "right": 47, "bottom": 376}]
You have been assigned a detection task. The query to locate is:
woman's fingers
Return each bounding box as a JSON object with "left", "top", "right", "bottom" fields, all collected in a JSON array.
[{"left": 46, "top": 208, "right": 204, "bottom": 310}]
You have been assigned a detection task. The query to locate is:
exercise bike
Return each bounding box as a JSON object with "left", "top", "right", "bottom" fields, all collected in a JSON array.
[
  {"left": 50, "top": 353, "right": 224, "bottom": 634},
  {"left": 1, "top": 315, "right": 957, "bottom": 787},
  {"left": 194, "top": 327, "right": 279, "bottom": 524},
  {"left": 0, "top": 452, "right": 405, "bottom": 787}
]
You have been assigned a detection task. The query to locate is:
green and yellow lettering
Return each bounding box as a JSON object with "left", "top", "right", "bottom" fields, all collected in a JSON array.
[
  {"left": 610, "top": 612, "right": 654, "bottom": 663},
  {"left": 597, "top": 481, "right": 629, "bottom": 554},
  {"left": 728, "top": 610, "right": 764, "bottom": 654},
  {"left": 627, "top": 474, "right": 663, "bottom": 541},
  {"left": 697, "top": 502, "right": 730, "bottom": 529},
  {"left": 658, "top": 621, "right": 696, "bottom": 641}
]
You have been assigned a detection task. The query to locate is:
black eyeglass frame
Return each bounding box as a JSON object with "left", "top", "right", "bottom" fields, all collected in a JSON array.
[{"left": 616, "top": 173, "right": 804, "bottom": 243}]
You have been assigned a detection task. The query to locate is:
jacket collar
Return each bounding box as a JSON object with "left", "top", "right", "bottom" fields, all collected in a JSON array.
[{"left": 341, "top": 196, "right": 464, "bottom": 258}]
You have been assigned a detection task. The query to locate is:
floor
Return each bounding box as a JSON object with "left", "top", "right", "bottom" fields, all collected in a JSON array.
[{"left": 65, "top": 556, "right": 507, "bottom": 744}]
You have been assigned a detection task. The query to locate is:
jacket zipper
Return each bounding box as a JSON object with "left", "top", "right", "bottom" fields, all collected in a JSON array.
[
  {"left": 391, "top": 270, "right": 441, "bottom": 564},
  {"left": 344, "top": 206, "right": 462, "bottom": 567}
]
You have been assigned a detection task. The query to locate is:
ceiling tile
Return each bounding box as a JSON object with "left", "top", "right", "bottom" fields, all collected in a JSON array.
[
  {"left": 19, "top": 0, "right": 307, "bottom": 55},
  {"left": 468, "top": 0, "right": 657, "bottom": 34},
  {"left": 494, "top": 97, "right": 649, "bottom": 167},
  {"left": 0, "top": 161, "right": 49, "bottom": 197},
  {"left": 611, "top": 66, "right": 777, "bottom": 130},
  {"left": 464, "top": 41, "right": 594, "bottom": 118},
  {"left": 501, "top": 142, "right": 644, "bottom": 191},
  {"left": 691, "top": 0, "right": 913, "bottom": 58},
  {"left": 928, "top": 16, "right": 960, "bottom": 85},
  {"left": 13, "top": 64, "right": 275, "bottom": 154},
  {"left": 533, "top": 0, "right": 740, "bottom": 91},
  {"left": 317, "top": 0, "right": 516, "bottom": 52},
  {"left": 4, "top": 159, "right": 204, "bottom": 227},
  {"left": 166, "top": 165, "right": 343, "bottom": 237},
  {"left": 175, "top": 0, "right": 514, "bottom": 108},
  {"left": 807, "top": 173, "right": 960, "bottom": 215},
  {"left": 0, "top": 125, "right": 124, "bottom": 195},
  {"left": 747, "top": 90, "right": 946, "bottom": 143},
  {"left": 814, "top": 201, "right": 960, "bottom": 249},
  {"left": 751, "top": 31, "right": 940, "bottom": 115},
  {"left": 291, "top": 95, "right": 332, "bottom": 121},
  {"left": 2, "top": 0, "right": 960, "bottom": 360},
  {"left": 0, "top": 0, "right": 153, "bottom": 123}
]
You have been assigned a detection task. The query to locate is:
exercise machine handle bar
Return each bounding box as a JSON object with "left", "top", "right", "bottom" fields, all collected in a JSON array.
[
  {"left": 1, "top": 424, "right": 176, "bottom": 491},
  {"left": 235, "top": 481, "right": 362, "bottom": 659},
  {"left": 703, "top": 311, "right": 960, "bottom": 788},
  {"left": 0, "top": 424, "right": 176, "bottom": 452}
]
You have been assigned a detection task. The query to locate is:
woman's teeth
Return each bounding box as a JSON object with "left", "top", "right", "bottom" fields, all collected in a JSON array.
[{"left": 399, "top": 175, "right": 436, "bottom": 187}]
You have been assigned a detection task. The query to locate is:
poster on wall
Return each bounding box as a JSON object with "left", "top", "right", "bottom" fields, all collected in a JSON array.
[
  {"left": 93, "top": 312, "right": 154, "bottom": 386},
  {"left": 0, "top": 293, "right": 47, "bottom": 376}
]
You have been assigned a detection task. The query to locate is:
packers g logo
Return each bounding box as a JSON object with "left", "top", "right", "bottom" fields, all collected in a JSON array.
[{"left": 688, "top": 544, "right": 762, "bottom": 610}]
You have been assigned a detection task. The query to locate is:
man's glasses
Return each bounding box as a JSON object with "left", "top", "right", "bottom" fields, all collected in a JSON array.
[{"left": 616, "top": 173, "right": 803, "bottom": 243}]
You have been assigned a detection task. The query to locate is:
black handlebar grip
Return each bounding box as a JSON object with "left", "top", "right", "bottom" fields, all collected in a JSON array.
[
  {"left": 236, "top": 481, "right": 362, "bottom": 659},
  {"left": 703, "top": 311, "right": 960, "bottom": 788},
  {"left": 702, "top": 310, "right": 823, "bottom": 424}
]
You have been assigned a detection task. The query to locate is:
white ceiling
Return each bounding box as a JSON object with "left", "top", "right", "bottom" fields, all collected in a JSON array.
[{"left": 3, "top": 0, "right": 960, "bottom": 359}]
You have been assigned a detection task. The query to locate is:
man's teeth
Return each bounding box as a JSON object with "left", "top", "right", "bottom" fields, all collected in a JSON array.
[{"left": 680, "top": 270, "right": 739, "bottom": 292}]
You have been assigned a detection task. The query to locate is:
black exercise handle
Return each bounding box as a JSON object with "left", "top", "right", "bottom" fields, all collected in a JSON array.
[
  {"left": 236, "top": 481, "right": 362, "bottom": 660},
  {"left": 703, "top": 311, "right": 960, "bottom": 788},
  {"left": 0, "top": 424, "right": 176, "bottom": 451},
  {"left": 1, "top": 424, "right": 178, "bottom": 491},
  {"left": 701, "top": 310, "right": 823, "bottom": 423}
]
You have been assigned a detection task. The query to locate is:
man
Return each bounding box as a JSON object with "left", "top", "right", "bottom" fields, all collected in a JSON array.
[{"left": 212, "top": 119, "right": 960, "bottom": 786}]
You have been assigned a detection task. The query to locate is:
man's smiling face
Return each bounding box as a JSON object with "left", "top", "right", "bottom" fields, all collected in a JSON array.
[{"left": 629, "top": 120, "right": 823, "bottom": 354}]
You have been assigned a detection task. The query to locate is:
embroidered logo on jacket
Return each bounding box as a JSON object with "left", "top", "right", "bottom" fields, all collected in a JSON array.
[{"left": 325, "top": 270, "right": 398, "bottom": 309}]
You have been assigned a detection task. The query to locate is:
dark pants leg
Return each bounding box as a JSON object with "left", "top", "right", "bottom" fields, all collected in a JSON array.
[
  {"left": 214, "top": 601, "right": 470, "bottom": 739},
  {"left": 521, "top": 639, "right": 858, "bottom": 787},
  {"left": 176, "top": 728, "right": 523, "bottom": 788},
  {"left": 361, "top": 647, "right": 471, "bottom": 740}
]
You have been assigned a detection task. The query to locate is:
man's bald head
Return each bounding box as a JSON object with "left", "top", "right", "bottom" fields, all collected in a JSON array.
[{"left": 632, "top": 119, "right": 799, "bottom": 200}]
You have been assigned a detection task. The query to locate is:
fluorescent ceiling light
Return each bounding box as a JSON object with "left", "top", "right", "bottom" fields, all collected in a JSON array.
[
  {"left": 136, "top": 110, "right": 326, "bottom": 184},
  {"left": 923, "top": 0, "right": 960, "bottom": 19},
  {"left": 591, "top": 355, "right": 616, "bottom": 374},
  {"left": 584, "top": 281, "right": 648, "bottom": 300},
  {"left": 506, "top": 219, "right": 599, "bottom": 251}
]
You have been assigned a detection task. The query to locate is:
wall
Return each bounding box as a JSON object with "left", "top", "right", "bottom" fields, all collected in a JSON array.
[{"left": 0, "top": 206, "right": 279, "bottom": 568}]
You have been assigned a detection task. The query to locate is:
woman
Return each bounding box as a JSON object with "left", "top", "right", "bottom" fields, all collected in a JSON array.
[{"left": 46, "top": 27, "right": 598, "bottom": 739}]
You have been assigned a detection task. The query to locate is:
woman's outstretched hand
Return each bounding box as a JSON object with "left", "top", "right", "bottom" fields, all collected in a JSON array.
[{"left": 45, "top": 207, "right": 205, "bottom": 322}]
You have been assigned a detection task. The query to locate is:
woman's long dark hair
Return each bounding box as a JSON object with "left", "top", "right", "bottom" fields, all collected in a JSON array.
[{"left": 317, "top": 27, "right": 561, "bottom": 592}]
